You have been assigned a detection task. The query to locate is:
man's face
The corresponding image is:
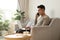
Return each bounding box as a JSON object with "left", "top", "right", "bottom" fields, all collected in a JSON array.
[{"left": 38, "top": 8, "right": 45, "bottom": 15}]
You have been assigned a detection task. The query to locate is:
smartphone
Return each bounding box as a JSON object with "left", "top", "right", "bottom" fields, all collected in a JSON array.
[{"left": 37, "top": 13, "right": 39, "bottom": 16}]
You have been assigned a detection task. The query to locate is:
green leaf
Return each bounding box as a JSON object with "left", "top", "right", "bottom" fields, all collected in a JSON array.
[
  {"left": 14, "top": 10, "right": 25, "bottom": 20},
  {"left": 15, "top": 16, "right": 21, "bottom": 20}
]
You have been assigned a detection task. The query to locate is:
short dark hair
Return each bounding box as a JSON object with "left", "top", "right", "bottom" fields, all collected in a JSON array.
[{"left": 37, "top": 5, "right": 45, "bottom": 10}]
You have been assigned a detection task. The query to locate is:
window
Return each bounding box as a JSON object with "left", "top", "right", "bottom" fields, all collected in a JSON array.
[{"left": 0, "top": 0, "right": 18, "bottom": 21}]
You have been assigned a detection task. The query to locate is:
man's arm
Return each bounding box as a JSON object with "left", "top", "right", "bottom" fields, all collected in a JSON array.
[
  {"left": 35, "top": 13, "right": 40, "bottom": 25},
  {"left": 42, "top": 16, "right": 50, "bottom": 26}
]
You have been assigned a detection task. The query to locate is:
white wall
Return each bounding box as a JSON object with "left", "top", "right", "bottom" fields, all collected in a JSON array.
[{"left": 29, "top": 0, "right": 60, "bottom": 19}]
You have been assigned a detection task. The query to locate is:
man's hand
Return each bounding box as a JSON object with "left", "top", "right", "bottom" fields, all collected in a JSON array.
[
  {"left": 36, "top": 13, "right": 40, "bottom": 17},
  {"left": 35, "top": 13, "right": 40, "bottom": 25},
  {"left": 25, "top": 27, "right": 31, "bottom": 30}
]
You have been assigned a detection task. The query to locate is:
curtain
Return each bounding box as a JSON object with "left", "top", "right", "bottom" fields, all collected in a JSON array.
[
  {"left": 18, "top": 0, "right": 29, "bottom": 27},
  {"left": 18, "top": 0, "right": 29, "bottom": 20}
]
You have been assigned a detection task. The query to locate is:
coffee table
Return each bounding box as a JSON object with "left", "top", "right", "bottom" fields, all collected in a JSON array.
[{"left": 4, "top": 34, "right": 31, "bottom": 40}]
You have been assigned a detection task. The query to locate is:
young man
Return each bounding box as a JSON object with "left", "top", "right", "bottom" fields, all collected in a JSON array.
[
  {"left": 26, "top": 5, "right": 50, "bottom": 28},
  {"left": 34, "top": 5, "right": 50, "bottom": 26},
  {"left": 16, "top": 5, "right": 51, "bottom": 33}
]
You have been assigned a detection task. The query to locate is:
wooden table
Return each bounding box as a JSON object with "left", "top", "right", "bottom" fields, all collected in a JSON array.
[{"left": 4, "top": 34, "right": 31, "bottom": 40}]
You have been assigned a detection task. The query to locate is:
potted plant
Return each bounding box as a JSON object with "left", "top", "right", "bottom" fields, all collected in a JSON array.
[
  {"left": 0, "top": 20, "right": 9, "bottom": 36},
  {"left": 0, "top": 10, "right": 10, "bottom": 36},
  {"left": 13, "top": 10, "right": 25, "bottom": 29},
  {"left": 0, "top": 15, "right": 9, "bottom": 36}
]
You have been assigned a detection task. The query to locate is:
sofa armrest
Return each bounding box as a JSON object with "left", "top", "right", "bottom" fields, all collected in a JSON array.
[{"left": 31, "top": 26, "right": 52, "bottom": 40}]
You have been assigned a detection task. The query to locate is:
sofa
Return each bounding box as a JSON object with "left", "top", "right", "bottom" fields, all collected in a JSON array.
[{"left": 31, "top": 18, "right": 60, "bottom": 40}]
